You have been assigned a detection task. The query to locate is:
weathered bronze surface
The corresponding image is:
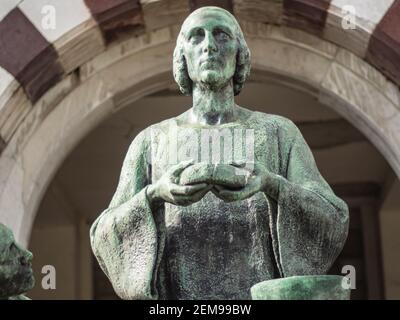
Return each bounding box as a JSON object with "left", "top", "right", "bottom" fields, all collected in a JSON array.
[
  {"left": 90, "top": 6, "right": 349, "bottom": 300},
  {"left": 251, "top": 275, "right": 351, "bottom": 300},
  {"left": 0, "top": 223, "right": 34, "bottom": 300}
]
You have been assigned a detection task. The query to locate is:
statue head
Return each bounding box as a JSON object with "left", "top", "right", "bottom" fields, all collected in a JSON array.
[
  {"left": 173, "top": 6, "right": 251, "bottom": 96},
  {"left": 0, "top": 223, "right": 34, "bottom": 299}
]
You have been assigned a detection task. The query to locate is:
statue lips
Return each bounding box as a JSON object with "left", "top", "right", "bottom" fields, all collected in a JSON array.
[
  {"left": 14, "top": 250, "right": 34, "bottom": 288},
  {"left": 19, "top": 256, "right": 33, "bottom": 274},
  {"left": 200, "top": 56, "right": 221, "bottom": 69}
]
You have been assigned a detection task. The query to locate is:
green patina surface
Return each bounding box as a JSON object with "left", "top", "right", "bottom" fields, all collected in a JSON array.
[
  {"left": 251, "top": 275, "right": 351, "bottom": 300},
  {"left": 90, "top": 6, "right": 350, "bottom": 300},
  {"left": 0, "top": 223, "right": 34, "bottom": 300}
]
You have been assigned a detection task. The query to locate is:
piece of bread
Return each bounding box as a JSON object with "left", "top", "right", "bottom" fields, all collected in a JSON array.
[
  {"left": 213, "top": 164, "right": 250, "bottom": 189},
  {"left": 179, "top": 163, "right": 250, "bottom": 189}
]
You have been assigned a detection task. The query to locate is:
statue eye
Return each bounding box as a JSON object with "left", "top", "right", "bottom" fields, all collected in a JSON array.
[
  {"left": 188, "top": 29, "right": 204, "bottom": 43},
  {"left": 213, "top": 29, "right": 230, "bottom": 41}
]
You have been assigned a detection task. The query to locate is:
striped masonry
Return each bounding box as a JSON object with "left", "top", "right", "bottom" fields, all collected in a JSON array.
[
  {"left": 0, "top": 0, "right": 399, "bottom": 147},
  {"left": 0, "top": 7, "right": 62, "bottom": 103},
  {"left": 367, "top": 1, "right": 400, "bottom": 85},
  {"left": 84, "top": 0, "right": 144, "bottom": 43},
  {"left": 283, "top": 0, "right": 332, "bottom": 36}
]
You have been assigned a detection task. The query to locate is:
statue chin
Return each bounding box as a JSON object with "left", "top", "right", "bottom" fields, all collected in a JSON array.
[
  {"left": 199, "top": 70, "right": 227, "bottom": 91},
  {"left": 18, "top": 267, "right": 35, "bottom": 293},
  {"left": 0, "top": 263, "right": 34, "bottom": 298}
]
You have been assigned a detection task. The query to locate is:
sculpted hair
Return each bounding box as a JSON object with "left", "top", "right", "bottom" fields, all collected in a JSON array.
[{"left": 173, "top": 8, "right": 251, "bottom": 96}]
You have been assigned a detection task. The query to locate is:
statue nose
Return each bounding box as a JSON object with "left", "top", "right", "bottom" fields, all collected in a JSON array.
[
  {"left": 20, "top": 251, "right": 33, "bottom": 265},
  {"left": 15, "top": 242, "right": 33, "bottom": 265},
  {"left": 204, "top": 44, "right": 217, "bottom": 53},
  {"left": 203, "top": 33, "right": 217, "bottom": 53}
]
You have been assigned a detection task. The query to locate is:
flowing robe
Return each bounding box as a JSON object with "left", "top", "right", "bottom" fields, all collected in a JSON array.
[{"left": 90, "top": 111, "right": 349, "bottom": 300}]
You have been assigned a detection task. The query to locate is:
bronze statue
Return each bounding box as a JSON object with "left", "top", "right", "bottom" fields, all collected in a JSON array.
[
  {"left": 0, "top": 223, "right": 34, "bottom": 300},
  {"left": 90, "top": 6, "right": 349, "bottom": 300}
]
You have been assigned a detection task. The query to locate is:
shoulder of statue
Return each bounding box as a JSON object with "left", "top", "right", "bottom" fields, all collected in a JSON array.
[
  {"left": 251, "top": 112, "right": 299, "bottom": 135},
  {"left": 125, "top": 117, "right": 177, "bottom": 163},
  {"left": 129, "top": 117, "right": 173, "bottom": 146}
]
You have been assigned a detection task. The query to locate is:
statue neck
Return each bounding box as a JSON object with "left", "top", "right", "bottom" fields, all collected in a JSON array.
[{"left": 190, "top": 82, "right": 236, "bottom": 125}]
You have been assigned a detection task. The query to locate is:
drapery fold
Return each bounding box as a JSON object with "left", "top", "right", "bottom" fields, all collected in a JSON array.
[
  {"left": 90, "top": 130, "right": 163, "bottom": 299},
  {"left": 266, "top": 125, "right": 349, "bottom": 278}
]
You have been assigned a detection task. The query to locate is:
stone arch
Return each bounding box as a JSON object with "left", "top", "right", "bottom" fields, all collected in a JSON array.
[{"left": 0, "top": 0, "right": 399, "bottom": 245}]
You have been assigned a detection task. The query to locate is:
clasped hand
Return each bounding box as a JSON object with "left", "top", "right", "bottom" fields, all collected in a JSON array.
[{"left": 147, "top": 160, "right": 270, "bottom": 207}]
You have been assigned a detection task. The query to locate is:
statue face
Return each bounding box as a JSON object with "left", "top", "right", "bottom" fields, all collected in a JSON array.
[
  {"left": 0, "top": 224, "right": 34, "bottom": 298},
  {"left": 181, "top": 8, "right": 238, "bottom": 91}
]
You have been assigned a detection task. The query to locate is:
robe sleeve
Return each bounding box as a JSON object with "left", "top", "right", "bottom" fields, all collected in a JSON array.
[
  {"left": 89, "top": 129, "right": 160, "bottom": 300},
  {"left": 267, "top": 120, "right": 349, "bottom": 277}
]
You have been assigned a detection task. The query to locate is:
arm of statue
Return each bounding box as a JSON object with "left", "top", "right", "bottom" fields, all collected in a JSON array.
[
  {"left": 214, "top": 122, "right": 349, "bottom": 277},
  {"left": 90, "top": 130, "right": 212, "bottom": 300},
  {"left": 266, "top": 124, "right": 349, "bottom": 277},
  {"left": 90, "top": 130, "right": 158, "bottom": 300}
]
